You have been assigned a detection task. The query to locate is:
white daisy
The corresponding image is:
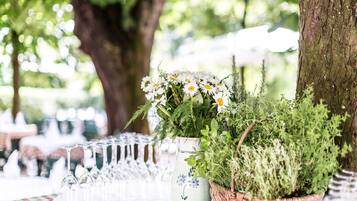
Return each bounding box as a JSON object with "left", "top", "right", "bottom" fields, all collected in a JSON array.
[
  {"left": 145, "top": 92, "right": 155, "bottom": 102},
  {"left": 158, "top": 96, "right": 167, "bottom": 105},
  {"left": 216, "top": 83, "right": 229, "bottom": 94},
  {"left": 156, "top": 87, "right": 165, "bottom": 95},
  {"left": 157, "top": 77, "right": 167, "bottom": 84},
  {"left": 178, "top": 73, "right": 194, "bottom": 84},
  {"left": 214, "top": 93, "right": 228, "bottom": 112},
  {"left": 141, "top": 76, "right": 151, "bottom": 92},
  {"left": 200, "top": 82, "right": 215, "bottom": 95},
  {"left": 183, "top": 82, "right": 198, "bottom": 96},
  {"left": 167, "top": 73, "right": 178, "bottom": 83},
  {"left": 150, "top": 77, "right": 165, "bottom": 92}
]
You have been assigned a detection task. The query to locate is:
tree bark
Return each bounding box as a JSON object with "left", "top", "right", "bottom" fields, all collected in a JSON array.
[
  {"left": 239, "top": 0, "right": 249, "bottom": 90},
  {"left": 297, "top": 0, "right": 357, "bottom": 169},
  {"left": 11, "top": 30, "right": 20, "bottom": 122},
  {"left": 72, "top": 0, "right": 165, "bottom": 135}
]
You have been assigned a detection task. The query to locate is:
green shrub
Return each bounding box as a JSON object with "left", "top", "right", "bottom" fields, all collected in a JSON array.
[
  {"left": 187, "top": 120, "right": 235, "bottom": 188},
  {"left": 232, "top": 140, "right": 300, "bottom": 200},
  {"left": 188, "top": 90, "right": 350, "bottom": 199}
]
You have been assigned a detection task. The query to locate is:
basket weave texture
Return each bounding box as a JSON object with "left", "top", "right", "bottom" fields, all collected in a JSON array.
[{"left": 210, "top": 182, "right": 323, "bottom": 201}]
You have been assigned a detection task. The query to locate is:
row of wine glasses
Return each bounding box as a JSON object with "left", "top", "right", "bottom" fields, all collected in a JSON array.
[
  {"left": 58, "top": 133, "right": 177, "bottom": 201},
  {"left": 323, "top": 169, "right": 357, "bottom": 201}
]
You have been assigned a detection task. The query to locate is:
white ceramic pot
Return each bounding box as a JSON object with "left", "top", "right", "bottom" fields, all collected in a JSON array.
[{"left": 171, "top": 137, "right": 210, "bottom": 201}]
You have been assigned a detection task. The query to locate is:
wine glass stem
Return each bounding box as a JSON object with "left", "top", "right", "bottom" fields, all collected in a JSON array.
[
  {"left": 111, "top": 144, "right": 117, "bottom": 164},
  {"left": 103, "top": 146, "right": 108, "bottom": 166},
  {"left": 66, "top": 148, "right": 71, "bottom": 174},
  {"left": 125, "top": 146, "right": 128, "bottom": 160},
  {"left": 138, "top": 143, "right": 146, "bottom": 162},
  {"left": 120, "top": 145, "right": 125, "bottom": 162},
  {"left": 131, "top": 144, "right": 135, "bottom": 160},
  {"left": 92, "top": 146, "right": 97, "bottom": 167},
  {"left": 148, "top": 144, "right": 153, "bottom": 162}
]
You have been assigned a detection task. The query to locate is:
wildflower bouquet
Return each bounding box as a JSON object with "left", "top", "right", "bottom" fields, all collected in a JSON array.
[{"left": 128, "top": 71, "right": 230, "bottom": 139}]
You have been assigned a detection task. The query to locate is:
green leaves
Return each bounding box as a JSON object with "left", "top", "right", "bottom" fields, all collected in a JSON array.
[
  {"left": 188, "top": 118, "right": 236, "bottom": 188},
  {"left": 124, "top": 101, "right": 152, "bottom": 130},
  {"left": 155, "top": 97, "right": 215, "bottom": 138},
  {"left": 0, "top": 0, "right": 75, "bottom": 77},
  {"left": 189, "top": 89, "right": 349, "bottom": 199},
  {"left": 232, "top": 140, "right": 300, "bottom": 200},
  {"left": 89, "top": 0, "right": 137, "bottom": 29},
  {"left": 90, "top": 0, "right": 122, "bottom": 7}
]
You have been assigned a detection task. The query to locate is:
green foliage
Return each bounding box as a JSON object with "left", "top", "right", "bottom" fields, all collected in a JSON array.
[
  {"left": 89, "top": 0, "right": 137, "bottom": 29},
  {"left": 0, "top": 0, "right": 72, "bottom": 53},
  {"left": 0, "top": 98, "right": 8, "bottom": 111},
  {"left": 22, "top": 102, "right": 45, "bottom": 123},
  {"left": 125, "top": 101, "right": 152, "bottom": 130},
  {"left": 273, "top": 90, "right": 349, "bottom": 194},
  {"left": 78, "top": 96, "right": 104, "bottom": 110},
  {"left": 21, "top": 71, "right": 66, "bottom": 88},
  {"left": 154, "top": 91, "right": 217, "bottom": 139},
  {"left": 232, "top": 140, "right": 300, "bottom": 200},
  {"left": 0, "top": 96, "right": 44, "bottom": 123},
  {"left": 189, "top": 89, "right": 348, "bottom": 199},
  {"left": 186, "top": 119, "right": 235, "bottom": 188},
  {"left": 89, "top": 0, "right": 122, "bottom": 7}
]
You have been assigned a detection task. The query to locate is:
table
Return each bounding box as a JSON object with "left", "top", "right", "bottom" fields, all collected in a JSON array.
[
  {"left": 20, "top": 135, "right": 85, "bottom": 158},
  {"left": 18, "top": 194, "right": 57, "bottom": 201},
  {"left": 0, "top": 124, "right": 37, "bottom": 150},
  {"left": 0, "top": 177, "right": 55, "bottom": 201}
]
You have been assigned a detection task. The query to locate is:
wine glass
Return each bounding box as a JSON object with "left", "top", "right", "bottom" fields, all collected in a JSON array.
[
  {"left": 61, "top": 145, "right": 79, "bottom": 190},
  {"left": 96, "top": 140, "right": 111, "bottom": 183},
  {"left": 136, "top": 135, "right": 150, "bottom": 179},
  {"left": 61, "top": 145, "right": 79, "bottom": 201},
  {"left": 127, "top": 135, "right": 140, "bottom": 179},
  {"left": 108, "top": 137, "right": 118, "bottom": 176},
  {"left": 77, "top": 143, "right": 94, "bottom": 187},
  {"left": 89, "top": 142, "right": 100, "bottom": 181},
  {"left": 158, "top": 138, "right": 176, "bottom": 182},
  {"left": 115, "top": 137, "right": 129, "bottom": 180},
  {"left": 147, "top": 140, "right": 159, "bottom": 179}
]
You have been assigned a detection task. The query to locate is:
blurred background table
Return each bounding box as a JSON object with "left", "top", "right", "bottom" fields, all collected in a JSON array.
[{"left": 0, "top": 124, "right": 37, "bottom": 151}]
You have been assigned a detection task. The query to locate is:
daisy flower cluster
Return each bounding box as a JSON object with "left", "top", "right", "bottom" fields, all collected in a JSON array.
[{"left": 141, "top": 71, "right": 230, "bottom": 112}]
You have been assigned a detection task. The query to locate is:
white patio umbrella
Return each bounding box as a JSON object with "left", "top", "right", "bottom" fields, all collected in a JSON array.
[{"left": 152, "top": 25, "right": 298, "bottom": 70}]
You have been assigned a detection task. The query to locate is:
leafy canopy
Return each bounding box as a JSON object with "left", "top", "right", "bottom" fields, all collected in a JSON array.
[
  {"left": 0, "top": 0, "right": 72, "bottom": 55},
  {"left": 0, "top": 0, "right": 91, "bottom": 89},
  {"left": 89, "top": 0, "right": 137, "bottom": 29}
]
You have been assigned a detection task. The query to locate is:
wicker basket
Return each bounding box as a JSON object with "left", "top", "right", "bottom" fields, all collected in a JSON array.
[
  {"left": 209, "top": 122, "right": 324, "bottom": 201},
  {"left": 210, "top": 182, "right": 323, "bottom": 201}
]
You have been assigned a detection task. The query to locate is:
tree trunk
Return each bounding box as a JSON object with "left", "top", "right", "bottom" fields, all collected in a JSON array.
[
  {"left": 11, "top": 30, "right": 20, "bottom": 122},
  {"left": 239, "top": 0, "right": 249, "bottom": 90},
  {"left": 72, "top": 0, "right": 165, "bottom": 135},
  {"left": 297, "top": 0, "right": 357, "bottom": 169}
]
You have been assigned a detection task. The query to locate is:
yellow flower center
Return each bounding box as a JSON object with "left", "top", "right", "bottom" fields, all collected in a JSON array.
[
  {"left": 188, "top": 85, "right": 195, "bottom": 91},
  {"left": 170, "top": 75, "right": 177, "bottom": 80},
  {"left": 204, "top": 84, "right": 212, "bottom": 90},
  {"left": 154, "top": 84, "right": 160, "bottom": 87},
  {"left": 217, "top": 97, "right": 224, "bottom": 106}
]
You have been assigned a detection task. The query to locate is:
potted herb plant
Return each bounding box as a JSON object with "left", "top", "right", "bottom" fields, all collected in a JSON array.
[
  {"left": 188, "top": 90, "right": 350, "bottom": 201},
  {"left": 128, "top": 71, "right": 230, "bottom": 201}
]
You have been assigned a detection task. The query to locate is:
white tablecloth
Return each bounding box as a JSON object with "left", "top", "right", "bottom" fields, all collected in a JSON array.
[
  {"left": 0, "top": 176, "right": 55, "bottom": 201},
  {"left": 20, "top": 135, "right": 85, "bottom": 156}
]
